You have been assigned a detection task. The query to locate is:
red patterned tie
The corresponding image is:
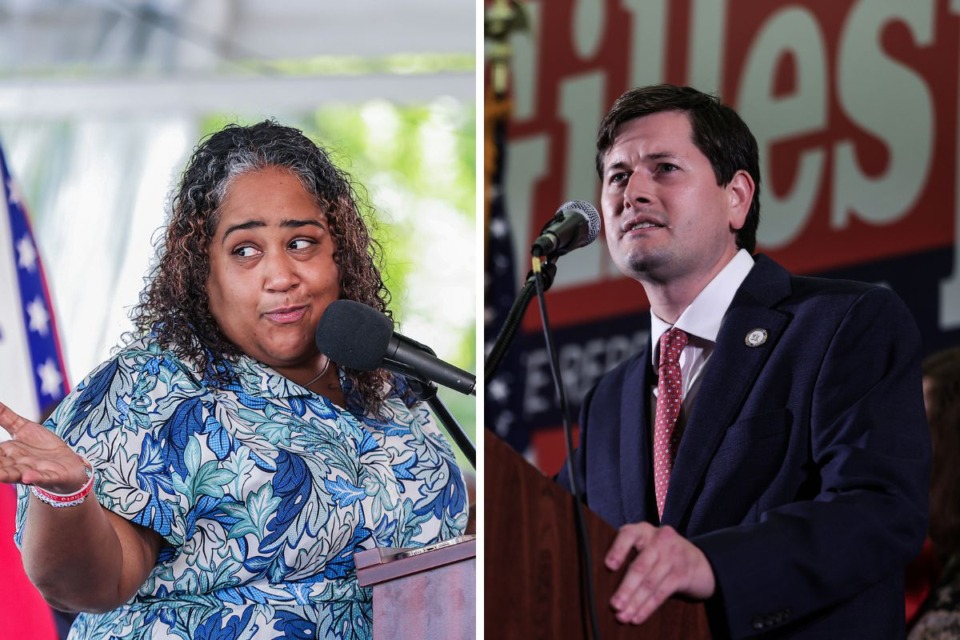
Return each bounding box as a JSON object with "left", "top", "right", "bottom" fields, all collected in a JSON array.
[{"left": 653, "top": 327, "right": 688, "bottom": 519}]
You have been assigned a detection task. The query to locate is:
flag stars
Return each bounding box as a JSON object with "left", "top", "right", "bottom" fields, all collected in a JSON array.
[
  {"left": 37, "top": 357, "right": 63, "bottom": 399},
  {"left": 26, "top": 296, "right": 50, "bottom": 335},
  {"left": 6, "top": 178, "right": 22, "bottom": 207},
  {"left": 489, "top": 217, "right": 509, "bottom": 238},
  {"left": 488, "top": 377, "right": 509, "bottom": 401},
  {"left": 3, "top": 163, "right": 67, "bottom": 411},
  {"left": 494, "top": 410, "right": 515, "bottom": 437},
  {"left": 16, "top": 234, "right": 37, "bottom": 272}
]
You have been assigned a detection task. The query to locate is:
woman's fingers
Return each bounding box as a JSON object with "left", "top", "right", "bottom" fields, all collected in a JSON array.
[
  {"left": 0, "top": 401, "right": 64, "bottom": 451},
  {"left": 0, "top": 403, "right": 88, "bottom": 492},
  {"left": 0, "top": 401, "right": 30, "bottom": 439}
]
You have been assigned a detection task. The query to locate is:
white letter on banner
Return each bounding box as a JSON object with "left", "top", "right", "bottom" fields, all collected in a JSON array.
[
  {"left": 739, "top": 7, "right": 828, "bottom": 249},
  {"left": 523, "top": 347, "right": 552, "bottom": 418},
  {"left": 509, "top": 1, "right": 541, "bottom": 122},
  {"left": 832, "top": 0, "right": 935, "bottom": 229},
  {"left": 688, "top": 0, "right": 728, "bottom": 95},
  {"left": 504, "top": 135, "right": 550, "bottom": 290},
  {"left": 556, "top": 72, "right": 607, "bottom": 290},
  {"left": 573, "top": 0, "right": 605, "bottom": 59},
  {"left": 621, "top": 0, "right": 668, "bottom": 88},
  {"left": 941, "top": 0, "right": 960, "bottom": 330}
]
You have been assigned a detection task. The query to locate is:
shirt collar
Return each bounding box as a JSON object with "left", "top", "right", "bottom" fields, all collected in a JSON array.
[
  {"left": 205, "top": 353, "right": 328, "bottom": 400},
  {"left": 224, "top": 354, "right": 371, "bottom": 415},
  {"left": 650, "top": 249, "right": 755, "bottom": 364}
]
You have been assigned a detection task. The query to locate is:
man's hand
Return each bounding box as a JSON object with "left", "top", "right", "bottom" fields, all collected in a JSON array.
[{"left": 606, "top": 522, "right": 716, "bottom": 625}]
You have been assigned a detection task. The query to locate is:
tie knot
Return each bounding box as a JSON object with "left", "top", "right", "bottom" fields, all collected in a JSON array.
[{"left": 659, "top": 328, "right": 688, "bottom": 367}]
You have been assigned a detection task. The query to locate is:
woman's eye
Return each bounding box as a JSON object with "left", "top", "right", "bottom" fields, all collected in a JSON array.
[
  {"left": 289, "top": 238, "right": 316, "bottom": 250},
  {"left": 234, "top": 245, "right": 259, "bottom": 258}
]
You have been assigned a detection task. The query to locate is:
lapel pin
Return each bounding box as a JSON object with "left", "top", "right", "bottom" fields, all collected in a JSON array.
[{"left": 745, "top": 328, "right": 768, "bottom": 347}]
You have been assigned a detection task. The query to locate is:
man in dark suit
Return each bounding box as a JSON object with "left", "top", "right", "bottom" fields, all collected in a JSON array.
[{"left": 558, "top": 84, "right": 930, "bottom": 637}]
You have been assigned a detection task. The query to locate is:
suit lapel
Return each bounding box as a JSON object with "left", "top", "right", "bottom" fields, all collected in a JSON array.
[
  {"left": 661, "top": 256, "right": 793, "bottom": 527},
  {"left": 619, "top": 347, "right": 654, "bottom": 524}
]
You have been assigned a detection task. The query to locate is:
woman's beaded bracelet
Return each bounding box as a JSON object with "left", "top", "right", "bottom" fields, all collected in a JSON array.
[{"left": 30, "top": 458, "right": 94, "bottom": 508}]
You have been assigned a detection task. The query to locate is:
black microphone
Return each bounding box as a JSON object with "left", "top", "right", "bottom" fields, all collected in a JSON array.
[
  {"left": 315, "top": 300, "right": 476, "bottom": 396},
  {"left": 530, "top": 200, "right": 601, "bottom": 258}
]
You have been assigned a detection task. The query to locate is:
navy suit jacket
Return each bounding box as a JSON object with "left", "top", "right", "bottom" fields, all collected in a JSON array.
[{"left": 559, "top": 256, "right": 930, "bottom": 638}]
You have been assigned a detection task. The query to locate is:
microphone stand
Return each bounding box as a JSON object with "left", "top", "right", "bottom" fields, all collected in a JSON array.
[
  {"left": 487, "top": 251, "right": 603, "bottom": 638},
  {"left": 405, "top": 376, "right": 476, "bottom": 469},
  {"left": 484, "top": 261, "right": 557, "bottom": 379}
]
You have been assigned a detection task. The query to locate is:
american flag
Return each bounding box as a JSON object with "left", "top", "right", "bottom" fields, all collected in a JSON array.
[
  {"left": 0, "top": 142, "right": 66, "bottom": 638},
  {"left": 484, "top": 92, "right": 530, "bottom": 454},
  {"left": 0, "top": 141, "right": 69, "bottom": 432}
]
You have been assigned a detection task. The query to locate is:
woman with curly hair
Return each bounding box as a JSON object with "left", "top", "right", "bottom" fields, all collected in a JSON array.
[{"left": 0, "top": 121, "right": 469, "bottom": 639}]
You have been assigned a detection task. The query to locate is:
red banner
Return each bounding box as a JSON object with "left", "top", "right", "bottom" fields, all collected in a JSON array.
[
  {"left": 489, "top": 0, "right": 960, "bottom": 471},
  {"left": 503, "top": 0, "right": 958, "bottom": 328}
]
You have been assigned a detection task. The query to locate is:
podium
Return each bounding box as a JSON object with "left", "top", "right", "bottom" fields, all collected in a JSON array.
[
  {"left": 355, "top": 535, "right": 476, "bottom": 640},
  {"left": 485, "top": 430, "right": 711, "bottom": 639}
]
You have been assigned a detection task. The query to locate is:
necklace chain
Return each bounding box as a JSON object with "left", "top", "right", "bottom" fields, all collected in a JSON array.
[{"left": 304, "top": 356, "right": 332, "bottom": 388}]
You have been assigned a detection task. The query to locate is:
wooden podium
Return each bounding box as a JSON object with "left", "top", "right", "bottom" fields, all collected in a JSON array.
[
  {"left": 355, "top": 535, "right": 476, "bottom": 640},
  {"left": 485, "top": 430, "right": 711, "bottom": 639}
]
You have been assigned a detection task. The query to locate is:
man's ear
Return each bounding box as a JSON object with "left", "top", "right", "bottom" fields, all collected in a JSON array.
[{"left": 727, "top": 169, "right": 755, "bottom": 231}]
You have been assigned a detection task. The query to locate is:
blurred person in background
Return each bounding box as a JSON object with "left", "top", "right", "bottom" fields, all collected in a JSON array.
[
  {"left": 0, "top": 120, "right": 468, "bottom": 639},
  {"left": 909, "top": 346, "right": 960, "bottom": 638}
]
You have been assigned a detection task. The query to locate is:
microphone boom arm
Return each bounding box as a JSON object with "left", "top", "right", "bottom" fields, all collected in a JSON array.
[
  {"left": 402, "top": 375, "right": 476, "bottom": 469},
  {"left": 387, "top": 334, "right": 476, "bottom": 396}
]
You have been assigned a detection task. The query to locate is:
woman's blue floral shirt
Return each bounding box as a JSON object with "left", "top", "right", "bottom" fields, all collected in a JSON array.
[{"left": 16, "top": 336, "right": 468, "bottom": 639}]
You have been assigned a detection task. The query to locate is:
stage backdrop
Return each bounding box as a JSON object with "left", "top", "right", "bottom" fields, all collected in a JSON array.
[{"left": 485, "top": 0, "right": 960, "bottom": 474}]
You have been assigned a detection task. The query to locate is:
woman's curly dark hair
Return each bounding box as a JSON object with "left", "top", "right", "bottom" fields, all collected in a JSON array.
[{"left": 131, "top": 120, "right": 393, "bottom": 413}]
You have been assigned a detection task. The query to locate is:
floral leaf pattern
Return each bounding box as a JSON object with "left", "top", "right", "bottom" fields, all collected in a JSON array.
[{"left": 16, "top": 336, "right": 468, "bottom": 639}]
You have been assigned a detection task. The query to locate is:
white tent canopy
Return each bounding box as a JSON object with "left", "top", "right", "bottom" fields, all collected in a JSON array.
[
  {"left": 0, "top": 0, "right": 475, "bottom": 116},
  {"left": 0, "top": 0, "right": 477, "bottom": 395}
]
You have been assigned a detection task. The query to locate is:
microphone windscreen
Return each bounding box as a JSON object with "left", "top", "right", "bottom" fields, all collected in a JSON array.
[
  {"left": 560, "top": 200, "right": 601, "bottom": 246},
  {"left": 315, "top": 300, "right": 393, "bottom": 371}
]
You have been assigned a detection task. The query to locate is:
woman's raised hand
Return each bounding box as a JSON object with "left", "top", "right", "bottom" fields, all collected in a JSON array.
[{"left": 0, "top": 402, "right": 90, "bottom": 494}]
